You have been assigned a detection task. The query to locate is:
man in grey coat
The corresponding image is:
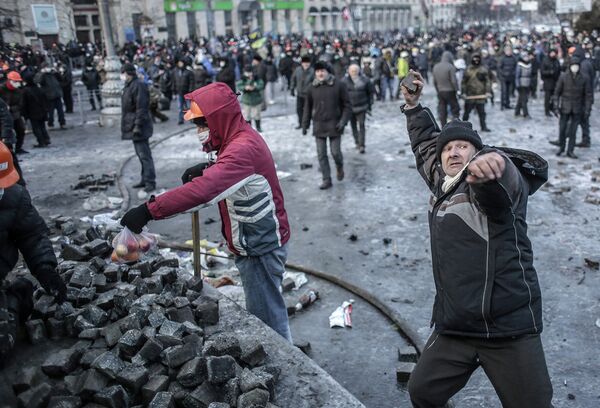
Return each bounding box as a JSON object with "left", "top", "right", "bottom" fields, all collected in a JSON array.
[
  {"left": 121, "top": 63, "right": 156, "bottom": 192},
  {"left": 432, "top": 51, "right": 460, "bottom": 126},
  {"left": 290, "top": 55, "right": 314, "bottom": 129}
]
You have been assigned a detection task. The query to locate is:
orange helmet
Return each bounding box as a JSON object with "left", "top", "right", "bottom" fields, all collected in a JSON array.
[
  {"left": 7, "top": 71, "right": 22, "bottom": 81},
  {"left": 183, "top": 100, "right": 204, "bottom": 121},
  {"left": 0, "top": 142, "right": 19, "bottom": 188}
]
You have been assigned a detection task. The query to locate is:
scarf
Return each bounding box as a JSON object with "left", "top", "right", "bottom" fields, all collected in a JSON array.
[{"left": 441, "top": 151, "right": 482, "bottom": 193}]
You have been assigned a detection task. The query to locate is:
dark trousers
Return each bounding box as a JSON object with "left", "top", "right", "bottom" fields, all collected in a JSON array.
[
  {"left": 543, "top": 88, "right": 555, "bottom": 115},
  {"left": 408, "top": 333, "right": 553, "bottom": 408},
  {"left": 296, "top": 96, "right": 305, "bottom": 127},
  {"left": 62, "top": 85, "right": 73, "bottom": 113},
  {"left": 559, "top": 112, "right": 581, "bottom": 153},
  {"left": 437, "top": 91, "right": 460, "bottom": 126},
  {"left": 316, "top": 136, "right": 343, "bottom": 181},
  {"left": 88, "top": 88, "right": 102, "bottom": 110},
  {"left": 13, "top": 118, "right": 25, "bottom": 151},
  {"left": 579, "top": 115, "right": 590, "bottom": 145},
  {"left": 47, "top": 98, "right": 65, "bottom": 126},
  {"left": 515, "top": 86, "right": 530, "bottom": 117},
  {"left": 30, "top": 119, "right": 51, "bottom": 145},
  {"left": 150, "top": 105, "right": 168, "bottom": 122},
  {"left": 462, "top": 102, "right": 487, "bottom": 130},
  {"left": 350, "top": 111, "right": 366, "bottom": 147},
  {"left": 500, "top": 79, "right": 514, "bottom": 108},
  {"left": 133, "top": 140, "right": 156, "bottom": 186}
]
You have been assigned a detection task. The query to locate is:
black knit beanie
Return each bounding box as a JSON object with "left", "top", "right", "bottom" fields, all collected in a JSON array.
[{"left": 436, "top": 120, "right": 483, "bottom": 161}]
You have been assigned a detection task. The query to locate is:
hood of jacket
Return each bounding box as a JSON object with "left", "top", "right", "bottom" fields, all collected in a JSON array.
[
  {"left": 572, "top": 46, "right": 585, "bottom": 60},
  {"left": 491, "top": 146, "right": 548, "bottom": 194},
  {"left": 441, "top": 51, "right": 454, "bottom": 64},
  {"left": 313, "top": 73, "right": 335, "bottom": 87},
  {"left": 184, "top": 82, "right": 248, "bottom": 153}
]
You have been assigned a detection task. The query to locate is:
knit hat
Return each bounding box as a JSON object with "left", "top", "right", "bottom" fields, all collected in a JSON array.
[
  {"left": 121, "top": 63, "right": 136, "bottom": 75},
  {"left": 301, "top": 55, "right": 311, "bottom": 63},
  {"left": 436, "top": 120, "right": 483, "bottom": 161}
]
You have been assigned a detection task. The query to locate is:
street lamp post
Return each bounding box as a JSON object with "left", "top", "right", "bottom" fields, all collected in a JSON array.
[{"left": 97, "top": 0, "right": 122, "bottom": 127}]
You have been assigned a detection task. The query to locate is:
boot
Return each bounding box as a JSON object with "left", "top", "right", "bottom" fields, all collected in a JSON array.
[
  {"left": 549, "top": 140, "right": 560, "bottom": 146},
  {"left": 132, "top": 181, "right": 145, "bottom": 189},
  {"left": 359, "top": 146, "right": 365, "bottom": 154},
  {"left": 255, "top": 120, "right": 262, "bottom": 132},
  {"left": 566, "top": 152, "right": 578, "bottom": 159},
  {"left": 319, "top": 178, "right": 332, "bottom": 190},
  {"left": 336, "top": 166, "right": 344, "bottom": 181},
  {"left": 576, "top": 141, "right": 590, "bottom": 148}
]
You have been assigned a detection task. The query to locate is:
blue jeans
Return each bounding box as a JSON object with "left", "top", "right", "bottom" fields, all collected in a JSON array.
[
  {"left": 177, "top": 94, "right": 187, "bottom": 123},
  {"left": 235, "top": 244, "right": 292, "bottom": 342},
  {"left": 133, "top": 140, "right": 156, "bottom": 186}
]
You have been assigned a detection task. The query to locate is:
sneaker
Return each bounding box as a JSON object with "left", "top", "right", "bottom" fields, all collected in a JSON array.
[
  {"left": 336, "top": 167, "right": 344, "bottom": 181},
  {"left": 319, "top": 179, "right": 332, "bottom": 190}
]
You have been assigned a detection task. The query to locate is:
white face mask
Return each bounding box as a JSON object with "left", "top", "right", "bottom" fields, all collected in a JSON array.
[
  {"left": 219, "top": 61, "right": 226, "bottom": 67},
  {"left": 570, "top": 64, "right": 580, "bottom": 74},
  {"left": 120, "top": 73, "right": 127, "bottom": 81},
  {"left": 197, "top": 129, "right": 210, "bottom": 144},
  {"left": 9, "top": 80, "right": 21, "bottom": 88}
]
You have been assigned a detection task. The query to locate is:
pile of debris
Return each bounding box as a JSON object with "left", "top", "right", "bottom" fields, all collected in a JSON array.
[
  {"left": 11, "top": 216, "right": 282, "bottom": 408},
  {"left": 72, "top": 173, "right": 116, "bottom": 192}
]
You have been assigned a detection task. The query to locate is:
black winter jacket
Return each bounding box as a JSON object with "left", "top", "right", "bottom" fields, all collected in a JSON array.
[
  {"left": 37, "top": 72, "right": 63, "bottom": 100},
  {"left": 404, "top": 104, "right": 547, "bottom": 338},
  {"left": 160, "top": 69, "right": 173, "bottom": 95},
  {"left": 553, "top": 71, "right": 593, "bottom": 116},
  {"left": 173, "top": 67, "right": 195, "bottom": 95},
  {"left": 0, "top": 97, "right": 15, "bottom": 144},
  {"left": 21, "top": 84, "right": 49, "bottom": 121},
  {"left": 0, "top": 184, "right": 58, "bottom": 282},
  {"left": 81, "top": 67, "right": 101, "bottom": 90},
  {"left": 0, "top": 84, "right": 24, "bottom": 120},
  {"left": 540, "top": 56, "right": 561, "bottom": 90},
  {"left": 216, "top": 64, "right": 236, "bottom": 93},
  {"left": 498, "top": 55, "right": 517, "bottom": 81},
  {"left": 291, "top": 66, "right": 314, "bottom": 98},
  {"left": 121, "top": 77, "right": 153, "bottom": 141},
  {"left": 342, "top": 74, "right": 374, "bottom": 113},
  {"left": 302, "top": 74, "right": 351, "bottom": 138}
]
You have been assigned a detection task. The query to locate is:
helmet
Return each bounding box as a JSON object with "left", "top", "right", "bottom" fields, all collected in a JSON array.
[
  {"left": 7, "top": 71, "right": 22, "bottom": 81},
  {"left": 183, "top": 100, "right": 204, "bottom": 121},
  {"left": 0, "top": 142, "right": 19, "bottom": 188}
]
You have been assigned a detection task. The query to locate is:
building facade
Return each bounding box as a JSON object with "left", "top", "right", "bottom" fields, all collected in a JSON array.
[{"left": 1, "top": 0, "right": 427, "bottom": 49}]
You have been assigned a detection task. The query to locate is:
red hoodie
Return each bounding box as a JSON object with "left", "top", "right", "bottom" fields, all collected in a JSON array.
[{"left": 146, "top": 82, "right": 290, "bottom": 256}]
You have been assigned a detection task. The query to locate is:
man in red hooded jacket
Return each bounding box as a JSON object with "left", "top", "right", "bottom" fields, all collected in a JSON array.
[{"left": 120, "top": 82, "right": 292, "bottom": 341}]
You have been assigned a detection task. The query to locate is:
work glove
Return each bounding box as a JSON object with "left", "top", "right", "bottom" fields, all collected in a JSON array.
[
  {"left": 181, "top": 162, "right": 209, "bottom": 184},
  {"left": 120, "top": 203, "right": 153, "bottom": 234},
  {"left": 36, "top": 269, "right": 67, "bottom": 303},
  {"left": 302, "top": 128, "right": 308, "bottom": 136}
]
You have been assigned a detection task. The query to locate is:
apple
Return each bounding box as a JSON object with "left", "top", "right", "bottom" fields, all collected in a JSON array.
[
  {"left": 111, "top": 250, "right": 119, "bottom": 263},
  {"left": 138, "top": 238, "right": 151, "bottom": 253},
  {"left": 126, "top": 237, "right": 139, "bottom": 253},
  {"left": 121, "top": 251, "right": 140, "bottom": 263},
  {"left": 115, "top": 244, "right": 128, "bottom": 257}
]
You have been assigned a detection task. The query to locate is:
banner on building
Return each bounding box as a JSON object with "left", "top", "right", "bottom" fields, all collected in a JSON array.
[
  {"left": 31, "top": 4, "right": 59, "bottom": 34},
  {"left": 555, "top": 0, "right": 592, "bottom": 14},
  {"left": 521, "top": 1, "right": 538, "bottom": 11},
  {"left": 164, "top": 0, "right": 234, "bottom": 12}
]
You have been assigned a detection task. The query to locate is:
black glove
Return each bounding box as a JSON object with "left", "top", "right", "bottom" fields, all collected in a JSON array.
[
  {"left": 120, "top": 203, "right": 153, "bottom": 234},
  {"left": 133, "top": 126, "right": 142, "bottom": 138},
  {"left": 335, "top": 123, "right": 345, "bottom": 133},
  {"left": 181, "top": 162, "right": 209, "bottom": 184},
  {"left": 302, "top": 128, "right": 308, "bottom": 136},
  {"left": 290, "top": 89, "right": 295, "bottom": 97},
  {"left": 36, "top": 270, "right": 67, "bottom": 303}
]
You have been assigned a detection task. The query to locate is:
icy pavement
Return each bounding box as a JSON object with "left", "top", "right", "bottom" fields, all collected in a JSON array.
[{"left": 19, "top": 83, "right": 600, "bottom": 407}]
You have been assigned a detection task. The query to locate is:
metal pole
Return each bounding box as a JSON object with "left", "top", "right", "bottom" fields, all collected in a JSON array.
[
  {"left": 191, "top": 211, "right": 202, "bottom": 277},
  {"left": 206, "top": 0, "right": 215, "bottom": 39},
  {"left": 97, "top": 0, "right": 122, "bottom": 127}
]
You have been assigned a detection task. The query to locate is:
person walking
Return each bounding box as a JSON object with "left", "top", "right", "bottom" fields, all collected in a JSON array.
[
  {"left": 159, "top": 61, "right": 174, "bottom": 110},
  {"left": 119, "top": 82, "right": 292, "bottom": 342},
  {"left": 432, "top": 51, "right": 460, "bottom": 126},
  {"left": 302, "top": 61, "right": 351, "bottom": 190},
  {"left": 552, "top": 57, "right": 593, "bottom": 159},
  {"left": 0, "top": 72, "right": 26, "bottom": 154},
  {"left": 461, "top": 54, "right": 492, "bottom": 132},
  {"left": 290, "top": 56, "right": 314, "bottom": 129},
  {"left": 377, "top": 50, "right": 394, "bottom": 101},
  {"left": 342, "top": 63, "right": 374, "bottom": 153},
  {"left": 515, "top": 52, "right": 533, "bottom": 118},
  {"left": 498, "top": 46, "right": 517, "bottom": 110},
  {"left": 21, "top": 74, "right": 51, "bottom": 148},
  {"left": 81, "top": 63, "right": 103, "bottom": 111},
  {"left": 540, "top": 49, "right": 561, "bottom": 117},
  {"left": 36, "top": 63, "right": 66, "bottom": 129},
  {"left": 173, "top": 57, "right": 195, "bottom": 124},
  {"left": 237, "top": 67, "right": 265, "bottom": 132},
  {"left": 400, "top": 71, "right": 553, "bottom": 408},
  {"left": 57, "top": 64, "right": 73, "bottom": 114},
  {"left": 121, "top": 63, "right": 156, "bottom": 191},
  {"left": 215, "top": 56, "right": 236, "bottom": 93}
]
